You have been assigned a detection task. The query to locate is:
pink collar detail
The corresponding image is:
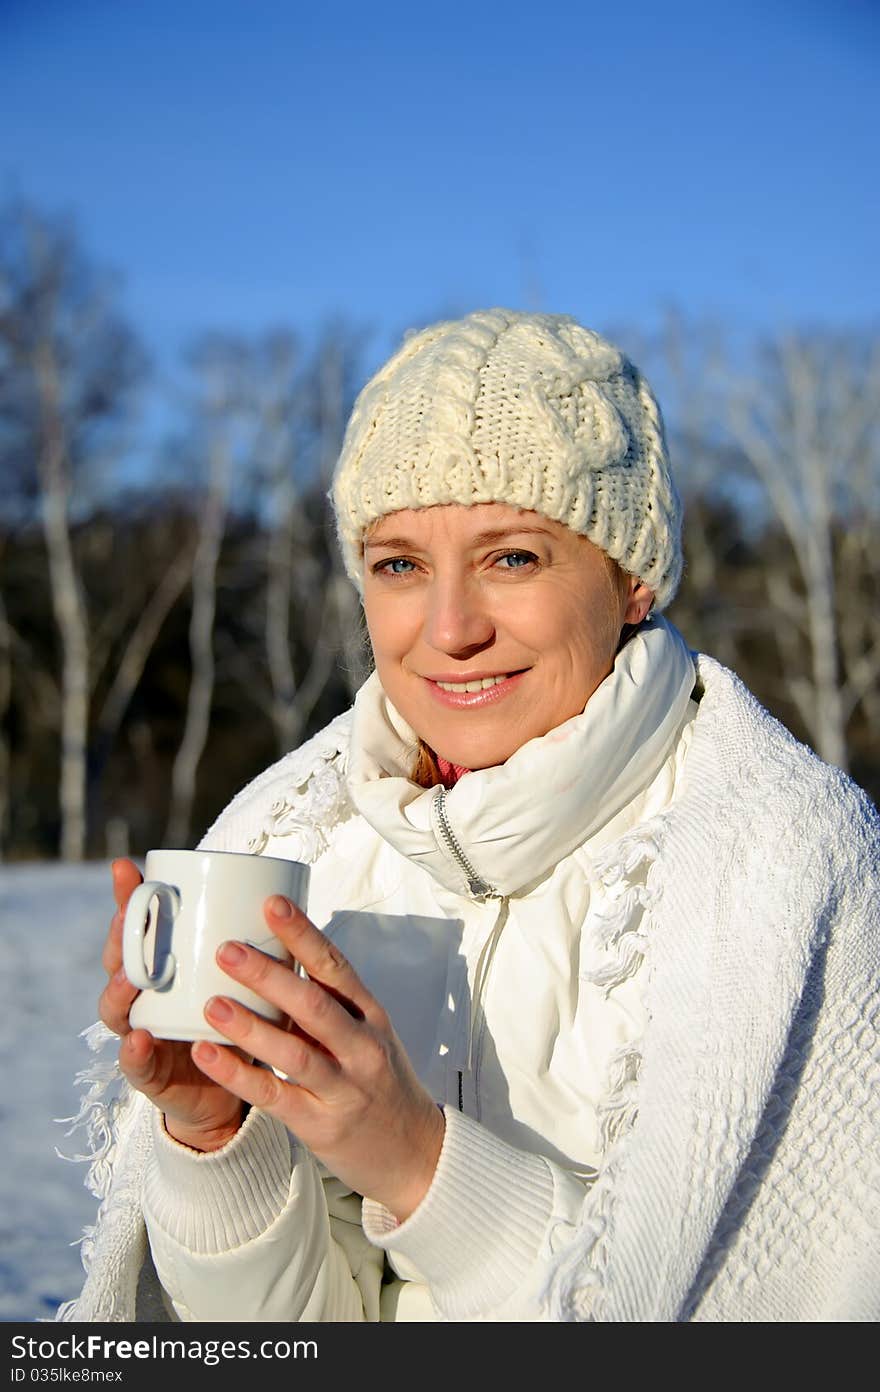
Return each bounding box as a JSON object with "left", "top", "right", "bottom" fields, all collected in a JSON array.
[{"left": 436, "top": 755, "right": 472, "bottom": 788}]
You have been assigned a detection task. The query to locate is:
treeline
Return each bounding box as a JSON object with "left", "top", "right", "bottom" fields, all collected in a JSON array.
[
  {"left": 1, "top": 201, "right": 878, "bottom": 860},
  {"left": 3, "top": 493, "right": 365, "bottom": 860}
]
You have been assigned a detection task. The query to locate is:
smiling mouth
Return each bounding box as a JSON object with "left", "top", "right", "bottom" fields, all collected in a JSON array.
[{"left": 431, "top": 671, "right": 524, "bottom": 693}]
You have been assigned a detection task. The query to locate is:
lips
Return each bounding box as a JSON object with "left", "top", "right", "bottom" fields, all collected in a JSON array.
[
  {"left": 422, "top": 669, "right": 528, "bottom": 708},
  {"left": 435, "top": 674, "right": 511, "bottom": 693}
]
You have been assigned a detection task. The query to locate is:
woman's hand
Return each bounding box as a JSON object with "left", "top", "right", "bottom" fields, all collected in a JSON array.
[
  {"left": 190, "top": 895, "right": 446, "bottom": 1223},
  {"left": 98, "top": 858, "right": 246, "bottom": 1152}
]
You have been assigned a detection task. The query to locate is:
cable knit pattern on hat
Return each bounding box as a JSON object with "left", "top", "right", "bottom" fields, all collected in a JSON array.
[{"left": 331, "top": 308, "right": 683, "bottom": 608}]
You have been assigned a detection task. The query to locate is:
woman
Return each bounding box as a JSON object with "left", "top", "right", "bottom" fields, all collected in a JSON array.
[{"left": 58, "top": 309, "right": 879, "bottom": 1322}]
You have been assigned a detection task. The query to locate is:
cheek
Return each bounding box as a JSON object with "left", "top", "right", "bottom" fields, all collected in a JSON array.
[
  {"left": 363, "top": 593, "right": 417, "bottom": 663},
  {"left": 506, "top": 584, "right": 618, "bottom": 666}
]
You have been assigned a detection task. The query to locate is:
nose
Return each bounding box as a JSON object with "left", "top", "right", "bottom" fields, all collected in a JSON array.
[{"left": 422, "top": 573, "right": 495, "bottom": 659}]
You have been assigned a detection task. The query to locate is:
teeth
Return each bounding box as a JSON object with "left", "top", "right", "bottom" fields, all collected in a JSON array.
[{"left": 436, "top": 675, "right": 510, "bottom": 693}]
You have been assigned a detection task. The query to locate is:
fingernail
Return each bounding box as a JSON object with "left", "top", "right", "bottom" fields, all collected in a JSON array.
[
  {"left": 218, "top": 941, "right": 246, "bottom": 966},
  {"left": 114, "top": 965, "right": 128, "bottom": 984},
  {"left": 206, "top": 996, "right": 233, "bottom": 1022},
  {"left": 193, "top": 1042, "right": 219, "bottom": 1064},
  {"left": 268, "top": 895, "right": 293, "bottom": 918}
]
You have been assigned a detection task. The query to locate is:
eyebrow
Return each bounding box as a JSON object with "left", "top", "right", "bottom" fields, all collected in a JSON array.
[{"left": 364, "top": 525, "right": 556, "bottom": 551}]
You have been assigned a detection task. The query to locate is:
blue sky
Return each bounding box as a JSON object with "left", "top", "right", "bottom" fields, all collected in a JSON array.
[{"left": 2, "top": 0, "right": 878, "bottom": 390}]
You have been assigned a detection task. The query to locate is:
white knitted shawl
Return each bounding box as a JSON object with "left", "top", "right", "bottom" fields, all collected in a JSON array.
[{"left": 55, "top": 655, "right": 880, "bottom": 1322}]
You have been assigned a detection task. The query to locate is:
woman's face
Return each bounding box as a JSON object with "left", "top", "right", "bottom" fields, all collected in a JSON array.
[{"left": 362, "top": 503, "right": 652, "bottom": 770}]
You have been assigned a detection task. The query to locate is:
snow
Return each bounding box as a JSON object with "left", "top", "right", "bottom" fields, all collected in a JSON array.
[{"left": 0, "top": 861, "right": 116, "bottom": 1322}]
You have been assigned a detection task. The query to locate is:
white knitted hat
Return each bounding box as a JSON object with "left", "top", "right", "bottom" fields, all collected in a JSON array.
[{"left": 331, "top": 308, "right": 683, "bottom": 609}]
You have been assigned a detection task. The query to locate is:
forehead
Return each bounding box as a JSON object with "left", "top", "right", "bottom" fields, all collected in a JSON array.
[{"left": 364, "top": 503, "right": 572, "bottom": 549}]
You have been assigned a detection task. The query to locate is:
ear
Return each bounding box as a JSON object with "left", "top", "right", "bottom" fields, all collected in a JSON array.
[{"left": 623, "top": 578, "right": 655, "bottom": 626}]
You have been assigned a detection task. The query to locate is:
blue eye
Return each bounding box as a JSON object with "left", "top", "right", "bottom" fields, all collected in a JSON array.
[
  {"left": 377, "top": 557, "right": 415, "bottom": 575},
  {"left": 496, "top": 551, "right": 536, "bottom": 569}
]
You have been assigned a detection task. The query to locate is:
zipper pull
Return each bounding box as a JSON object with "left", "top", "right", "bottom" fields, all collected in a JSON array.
[{"left": 431, "top": 787, "right": 497, "bottom": 901}]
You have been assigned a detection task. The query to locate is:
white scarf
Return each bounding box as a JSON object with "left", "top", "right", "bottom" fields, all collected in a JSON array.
[{"left": 347, "top": 615, "right": 696, "bottom": 898}]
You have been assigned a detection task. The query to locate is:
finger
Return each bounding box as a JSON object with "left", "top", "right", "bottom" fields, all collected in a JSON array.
[
  {"left": 111, "top": 858, "right": 143, "bottom": 910},
  {"left": 262, "top": 897, "right": 377, "bottom": 1020},
  {"left": 99, "top": 963, "right": 139, "bottom": 1036},
  {"left": 190, "top": 1034, "right": 323, "bottom": 1123},
  {"left": 203, "top": 993, "right": 341, "bottom": 1092},
  {"left": 118, "top": 1028, "right": 168, "bottom": 1096},
  {"left": 101, "top": 908, "right": 124, "bottom": 976},
  {"left": 120, "top": 1027, "right": 251, "bottom": 1091},
  {"left": 103, "top": 860, "right": 144, "bottom": 976},
  {"left": 216, "top": 940, "right": 365, "bottom": 1061}
]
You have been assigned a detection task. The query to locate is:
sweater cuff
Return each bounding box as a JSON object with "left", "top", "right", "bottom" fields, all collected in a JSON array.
[
  {"left": 361, "top": 1106, "right": 555, "bottom": 1318},
  {"left": 145, "top": 1105, "right": 294, "bottom": 1254}
]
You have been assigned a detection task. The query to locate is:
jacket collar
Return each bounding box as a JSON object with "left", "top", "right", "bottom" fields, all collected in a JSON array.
[{"left": 346, "top": 616, "right": 696, "bottom": 898}]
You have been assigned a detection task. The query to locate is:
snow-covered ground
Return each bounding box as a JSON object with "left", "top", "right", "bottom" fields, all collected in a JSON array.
[{"left": 0, "top": 861, "right": 117, "bottom": 1322}]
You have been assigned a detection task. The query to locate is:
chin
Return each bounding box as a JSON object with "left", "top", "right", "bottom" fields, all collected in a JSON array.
[
  {"left": 425, "top": 710, "right": 545, "bottom": 770},
  {"left": 432, "top": 735, "right": 520, "bottom": 771}
]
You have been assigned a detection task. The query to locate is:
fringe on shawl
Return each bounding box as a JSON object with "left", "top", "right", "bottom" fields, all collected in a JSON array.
[
  {"left": 54, "top": 1021, "right": 124, "bottom": 1204},
  {"left": 539, "top": 818, "right": 667, "bottom": 1321},
  {"left": 246, "top": 753, "right": 350, "bottom": 859},
  {"left": 53, "top": 741, "right": 354, "bottom": 1320},
  {"left": 578, "top": 826, "right": 663, "bottom": 994},
  {"left": 53, "top": 1021, "right": 129, "bottom": 1321}
]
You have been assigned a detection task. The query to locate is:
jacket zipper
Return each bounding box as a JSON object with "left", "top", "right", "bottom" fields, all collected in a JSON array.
[
  {"left": 432, "top": 787, "right": 504, "bottom": 1112},
  {"left": 432, "top": 787, "right": 497, "bottom": 900}
]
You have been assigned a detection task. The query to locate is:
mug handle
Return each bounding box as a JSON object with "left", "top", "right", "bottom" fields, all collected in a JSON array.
[{"left": 122, "top": 881, "right": 180, "bottom": 991}]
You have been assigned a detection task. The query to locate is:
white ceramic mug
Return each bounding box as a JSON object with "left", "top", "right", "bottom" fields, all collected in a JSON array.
[{"left": 123, "top": 848, "right": 310, "bottom": 1043}]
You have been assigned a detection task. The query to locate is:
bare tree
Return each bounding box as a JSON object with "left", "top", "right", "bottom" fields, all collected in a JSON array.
[
  {"left": 253, "top": 327, "right": 372, "bottom": 753},
  {"left": 164, "top": 336, "right": 249, "bottom": 848},
  {"left": 97, "top": 545, "right": 194, "bottom": 752},
  {"left": 258, "top": 332, "right": 302, "bottom": 751},
  {"left": 621, "top": 311, "right": 880, "bottom": 773},
  {"left": 727, "top": 331, "right": 880, "bottom": 771},
  {"left": 250, "top": 331, "right": 332, "bottom": 754},
  {"left": 0, "top": 202, "right": 145, "bottom": 858},
  {"left": 82, "top": 508, "right": 196, "bottom": 852},
  {"left": 311, "top": 323, "right": 372, "bottom": 699},
  {"left": 613, "top": 310, "right": 752, "bottom": 669}
]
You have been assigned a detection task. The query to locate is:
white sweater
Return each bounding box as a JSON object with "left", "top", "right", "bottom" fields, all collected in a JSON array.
[{"left": 56, "top": 625, "right": 880, "bottom": 1322}]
